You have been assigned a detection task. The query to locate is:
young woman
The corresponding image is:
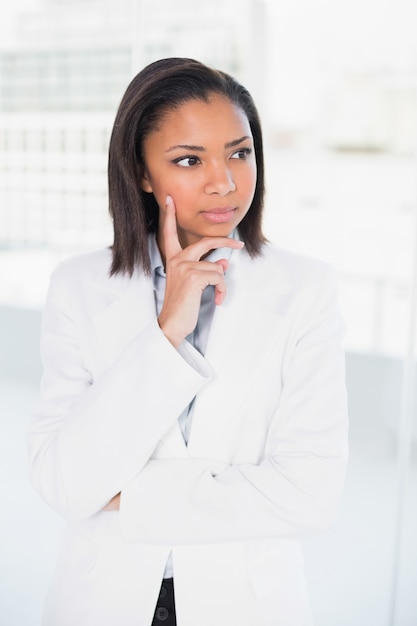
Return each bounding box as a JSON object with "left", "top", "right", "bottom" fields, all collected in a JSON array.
[{"left": 28, "top": 58, "right": 348, "bottom": 626}]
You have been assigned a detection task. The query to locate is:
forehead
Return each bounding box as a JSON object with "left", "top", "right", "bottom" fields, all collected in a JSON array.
[{"left": 151, "top": 95, "right": 252, "bottom": 141}]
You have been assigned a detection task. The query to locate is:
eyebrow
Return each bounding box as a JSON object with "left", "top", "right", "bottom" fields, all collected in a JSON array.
[{"left": 165, "top": 135, "right": 252, "bottom": 153}]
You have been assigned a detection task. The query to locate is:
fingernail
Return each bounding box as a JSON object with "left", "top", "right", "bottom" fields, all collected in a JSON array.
[{"left": 166, "top": 195, "right": 172, "bottom": 207}]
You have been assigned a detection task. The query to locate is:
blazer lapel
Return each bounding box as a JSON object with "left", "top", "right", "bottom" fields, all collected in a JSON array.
[
  {"left": 91, "top": 266, "right": 187, "bottom": 458},
  {"left": 187, "top": 249, "right": 285, "bottom": 457},
  {"left": 90, "top": 248, "right": 287, "bottom": 459},
  {"left": 92, "top": 270, "right": 156, "bottom": 366}
]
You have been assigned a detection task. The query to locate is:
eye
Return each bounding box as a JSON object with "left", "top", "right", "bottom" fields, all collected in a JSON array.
[
  {"left": 230, "top": 147, "right": 252, "bottom": 160},
  {"left": 172, "top": 155, "right": 201, "bottom": 168}
]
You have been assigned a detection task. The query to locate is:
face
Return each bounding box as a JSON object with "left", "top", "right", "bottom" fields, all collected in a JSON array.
[{"left": 140, "top": 95, "right": 257, "bottom": 249}]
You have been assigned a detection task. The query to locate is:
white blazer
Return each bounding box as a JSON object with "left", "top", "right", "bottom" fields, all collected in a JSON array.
[{"left": 28, "top": 242, "right": 348, "bottom": 626}]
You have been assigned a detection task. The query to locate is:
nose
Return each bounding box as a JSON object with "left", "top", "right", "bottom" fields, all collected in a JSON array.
[{"left": 204, "top": 162, "right": 236, "bottom": 196}]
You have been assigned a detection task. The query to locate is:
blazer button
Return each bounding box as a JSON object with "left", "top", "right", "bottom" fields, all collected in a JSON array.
[{"left": 156, "top": 607, "right": 169, "bottom": 621}]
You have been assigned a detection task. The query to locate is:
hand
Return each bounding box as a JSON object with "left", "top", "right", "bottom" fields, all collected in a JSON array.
[
  {"left": 102, "top": 493, "right": 120, "bottom": 511},
  {"left": 158, "top": 195, "right": 244, "bottom": 348}
]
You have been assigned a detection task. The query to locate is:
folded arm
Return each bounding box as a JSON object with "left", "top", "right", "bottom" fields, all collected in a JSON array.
[
  {"left": 27, "top": 269, "right": 211, "bottom": 520},
  {"left": 119, "top": 268, "right": 349, "bottom": 544}
]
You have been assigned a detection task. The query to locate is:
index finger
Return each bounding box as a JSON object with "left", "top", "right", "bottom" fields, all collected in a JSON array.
[
  {"left": 186, "top": 236, "right": 245, "bottom": 262},
  {"left": 162, "top": 195, "right": 182, "bottom": 260}
]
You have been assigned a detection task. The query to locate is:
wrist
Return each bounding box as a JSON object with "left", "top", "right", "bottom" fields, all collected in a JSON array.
[{"left": 157, "top": 316, "right": 183, "bottom": 349}]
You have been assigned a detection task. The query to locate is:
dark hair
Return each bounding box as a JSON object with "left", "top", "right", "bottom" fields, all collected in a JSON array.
[{"left": 108, "top": 57, "right": 266, "bottom": 276}]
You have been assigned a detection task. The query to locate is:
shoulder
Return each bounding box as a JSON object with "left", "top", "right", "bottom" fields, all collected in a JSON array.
[
  {"left": 246, "top": 242, "right": 337, "bottom": 288},
  {"left": 237, "top": 243, "right": 340, "bottom": 320},
  {"left": 50, "top": 248, "right": 113, "bottom": 288},
  {"left": 44, "top": 247, "right": 138, "bottom": 321},
  {"left": 46, "top": 248, "right": 125, "bottom": 309}
]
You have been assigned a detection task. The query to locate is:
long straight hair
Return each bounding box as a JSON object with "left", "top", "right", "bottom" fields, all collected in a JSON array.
[{"left": 108, "top": 57, "right": 266, "bottom": 276}]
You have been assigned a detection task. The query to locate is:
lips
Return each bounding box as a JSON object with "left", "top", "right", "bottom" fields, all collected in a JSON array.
[{"left": 201, "top": 207, "right": 237, "bottom": 224}]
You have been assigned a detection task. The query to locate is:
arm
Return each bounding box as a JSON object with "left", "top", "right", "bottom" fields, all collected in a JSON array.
[
  {"left": 27, "top": 270, "right": 211, "bottom": 521},
  {"left": 119, "top": 267, "right": 349, "bottom": 544},
  {"left": 28, "top": 201, "right": 243, "bottom": 522}
]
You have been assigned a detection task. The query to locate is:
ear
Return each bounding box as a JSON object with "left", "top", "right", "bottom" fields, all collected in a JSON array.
[{"left": 140, "top": 169, "right": 153, "bottom": 193}]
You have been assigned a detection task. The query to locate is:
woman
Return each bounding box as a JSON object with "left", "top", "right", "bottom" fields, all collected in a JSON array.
[{"left": 28, "top": 58, "right": 348, "bottom": 626}]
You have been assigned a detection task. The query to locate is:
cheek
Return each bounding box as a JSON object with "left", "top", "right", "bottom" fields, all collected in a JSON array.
[
  {"left": 241, "top": 166, "right": 257, "bottom": 201},
  {"left": 146, "top": 177, "right": 173, "bottom": 209},
  {"left": 151, "top": 176, "right": 196, "bottom": 218},
  {"left": 167, "top": 178, "right": 198, "bottom": 209}
]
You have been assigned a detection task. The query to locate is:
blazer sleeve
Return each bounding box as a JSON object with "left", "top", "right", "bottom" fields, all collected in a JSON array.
[
  {"left": 119, "top": 264, "right": 349, "bottom": 544},
  {"left": 27, "top": 265, "right": 212, "bottom": 520}
]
